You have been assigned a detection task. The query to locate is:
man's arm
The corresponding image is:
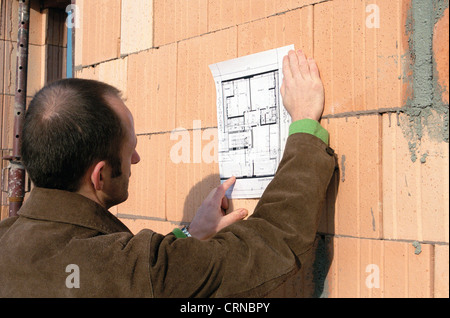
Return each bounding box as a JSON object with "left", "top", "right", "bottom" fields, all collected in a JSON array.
[{"left": 148, "top": 134, "right": 335, "bottom": 297}]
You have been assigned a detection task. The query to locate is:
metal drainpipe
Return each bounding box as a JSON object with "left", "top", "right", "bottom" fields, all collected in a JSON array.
[{"left": 2, "top": 0, "right": 31, "bottom": 217}]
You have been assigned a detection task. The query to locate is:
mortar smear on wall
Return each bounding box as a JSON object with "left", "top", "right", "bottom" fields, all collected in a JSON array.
[{"left": 402, "top": 0, "right": 449, "bottom": 162}]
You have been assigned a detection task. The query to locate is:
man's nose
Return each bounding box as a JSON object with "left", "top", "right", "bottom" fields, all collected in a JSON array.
[{"left": 132, "top": 150, "right": 140, "bottom": 164}]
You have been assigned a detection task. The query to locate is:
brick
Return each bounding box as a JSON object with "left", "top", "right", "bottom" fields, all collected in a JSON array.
[
  {"left": 73, "top": 0, "right": 84, "bottom": 68},
  {"left": 433, "top": 7, "right": 449, "bottom": 104},
  {"left": 0, "top": 0, "right": 9, "bottom": 41},
  {"left": 74, "top": 64, "right": 99, "bottom": 82},
  {"left": 434, "top": 244, "right": 449, "bottom": 298},
  {"left": 97, "top": 57, "right": 128, "bottom": 99},
  {"left": 1, "top": 95, "right": 14, "bottom": 150},
  {"left": 0, "top": 40, "right": 7, "bottom": 94},
  {"left": 237, "top": 12, "right": 284, "bottom": 56},
  {"left": 0, "top": 41, "right": 45, "bottom": 97},
  {"left": 153, "top": 0, "right": 208, "bottom": 47},
  {"left": 314, "top": 0, "right": 409, "bottom": 116},
  {"left": 313, "top": 2, "right": 333, "bottom": 114},
  {"left": 208, "top": 0, "right": 252, "bottom": 32},
  {"left": 334, "top": 236, "right": 360, "bottom": 297},
  {"left": 27, "top": 44, "right": 46, "bottom": 96},
  {"left": 382, "top": 113, "right": 449, "bottom": 243},
  {"left": 208, "top": 0, "right": 321, "bottom": 33},
  {"left": 326, "top": 236, "right": 434, "bottom": 298},
  {"left": 237, "top": 5, "right": 314, "bottom": 57},
  {"left": 30, "top": 1, "right": 46, "bottom": 45},
  {"left": 127, "top": 43, "right": 177, "bottom": 134},
  {"left": 406, "top": 242, "right": 434, "bottom": 297},
  {"left": 208, "top": 0, "right": 278, "bottom": 33},
  {"left": 382, "top": 240, "right": 410, "bottom": 297},
  {"left": 227, "top": 199, "right": 259, "bottom": 217},
  {"left": 320, "top": 115, "right": 382, "bottom": 239},
  {"left": 358, "top": 238, "right": 385, "bottom": 298},
  {"left": 78, "top": 0, "right": 121, "bottom": 66},
  {"left": 376, "top": 0, "right": 408, "bottom": 109},
  {"left": 76, "top": 56, "right": 128, "bottom": 93},
  {"left": 120, "top": 0, "right": 153, "bottom": 56},
  {"left": 419, "top": 139, "right": 450, "bottom": 243},
  {"left": 117, "top": 134, "right": 168, "bottom": 222},
  {"left": 1, "top": 0, "right": 46, "bottom": 45},
  {"left": 177, "top": 28, "right": 237, "bottom": 130},
  {"left": 165, "top": 129, "right": 220, "bottom": 223}
]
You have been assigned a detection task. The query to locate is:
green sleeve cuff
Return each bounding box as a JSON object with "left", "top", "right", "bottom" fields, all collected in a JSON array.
[
  {"left": 172, "top": 228, "right": 187, "bottom": 239},
  {"left": 289, "top": 118, "right": 329, "bottom": 145}
]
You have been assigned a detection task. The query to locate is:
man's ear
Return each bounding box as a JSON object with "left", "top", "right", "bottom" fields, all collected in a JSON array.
[{"left": 90, "top": 161, "right": 106, "bottom": 191}]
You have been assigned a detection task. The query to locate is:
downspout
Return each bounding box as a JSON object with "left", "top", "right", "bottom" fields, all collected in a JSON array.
[
  {"left": 3, "top": 0, "right": 31, "bottom": 217},
  {"left": 66, "top": 2, "right": 73, "bottom": 78}
]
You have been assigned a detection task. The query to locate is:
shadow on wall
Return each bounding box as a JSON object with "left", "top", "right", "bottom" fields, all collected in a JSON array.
[
  {"left": 182, "top": 173, "right": 221, "bottom": 225},
  {"left": 185, "top": 162, "right": 340, "bottom": 298}
]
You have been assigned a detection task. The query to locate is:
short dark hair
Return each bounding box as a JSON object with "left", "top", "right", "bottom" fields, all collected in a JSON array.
[{"left": 21, "top": 78, "right": 125, "bottom": 192}]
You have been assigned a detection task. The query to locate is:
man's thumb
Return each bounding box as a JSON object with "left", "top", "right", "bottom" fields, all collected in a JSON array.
[{"left": 219, "top": 209, "right": 248, "bottom": 229}]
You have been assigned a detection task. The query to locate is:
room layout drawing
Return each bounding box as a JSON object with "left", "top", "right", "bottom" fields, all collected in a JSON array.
[{"left": 209, "top": 45, "right": 293, "bottom": 198}]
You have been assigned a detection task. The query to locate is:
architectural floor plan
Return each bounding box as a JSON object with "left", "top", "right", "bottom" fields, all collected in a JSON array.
[{"left": 209, "top": 45, "right": 293, "bottom": 198}]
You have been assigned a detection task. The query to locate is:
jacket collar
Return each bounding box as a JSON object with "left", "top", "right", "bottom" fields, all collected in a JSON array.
[{"left": 18, "top": 187, "right": 131, "bottom": 235}]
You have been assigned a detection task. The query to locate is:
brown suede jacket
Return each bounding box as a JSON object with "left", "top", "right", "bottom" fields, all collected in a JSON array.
[{"left": 0, "top": 133, "right": 336, "bottom": 297}]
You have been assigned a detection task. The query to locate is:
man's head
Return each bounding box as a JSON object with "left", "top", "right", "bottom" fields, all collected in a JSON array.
[{"left": 22, "top": 78, "right": 140, "bottom": 209}]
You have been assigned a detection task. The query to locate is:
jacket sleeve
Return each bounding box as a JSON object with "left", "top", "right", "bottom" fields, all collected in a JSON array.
[{"left": 146, "top": 133, "right": 337, "bottom": 298}]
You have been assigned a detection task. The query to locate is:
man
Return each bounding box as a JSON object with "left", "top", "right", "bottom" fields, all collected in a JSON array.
[{"left": 0, "top": 50, "right": 336, "bottom": 297}]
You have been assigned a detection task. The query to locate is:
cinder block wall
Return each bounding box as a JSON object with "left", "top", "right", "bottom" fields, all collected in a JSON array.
[{"left": 1, "top": 0, "right": 448, "bottom": 298}]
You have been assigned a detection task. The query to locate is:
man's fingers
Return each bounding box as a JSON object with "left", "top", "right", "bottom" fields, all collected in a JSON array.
[
  {"left": 297, "top": 50, "right": 310, "bottom": 80},
  {"left": 213, "top": 177, "right": 236, "bottom": 201},
  {"left": 285, "top": 49, "right": 314, "bottom": 81},
  {"left": 221, "top": 176, "right": 236, "bottom": 191},
  {"left": 288, "top": 50, "right": 300, "bottom": 78},
  {"left": 282, "top": 54, "right": 292, "bottom": 83},
  {"left": 308, "top": 58, "right": 320, "bottom": 80},
  {"left": 218, "top": 209, "right": 248, "bottom": 230},
  {"left": 221, "top": 196, "right": 229, "bottom": 212}
]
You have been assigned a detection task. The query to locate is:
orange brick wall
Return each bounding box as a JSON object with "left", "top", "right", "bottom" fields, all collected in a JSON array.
[{"left": 1, "top": 0, "right": 448, "bottom": 298}]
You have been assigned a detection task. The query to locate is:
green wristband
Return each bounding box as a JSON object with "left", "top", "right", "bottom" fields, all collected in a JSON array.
[
  {"left": 172, "top": 227, "right": 192, "bottom": 239},
  {"left": 172, "top": 228, "right": 187, "bottom": 239},
  {"left": 289, "top": 118, "right": 329, "bottom": 145}
]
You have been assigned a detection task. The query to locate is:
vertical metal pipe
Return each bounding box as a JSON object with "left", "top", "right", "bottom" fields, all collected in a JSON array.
[
  {"left": 6, "top": 0, "right": 31, "bottom": 217},
  {"left": 66, "top": 0, "right": 77, "bottom": 78},
  {"left": 66, "top": 10, "right": 73, "bottom": 78}
]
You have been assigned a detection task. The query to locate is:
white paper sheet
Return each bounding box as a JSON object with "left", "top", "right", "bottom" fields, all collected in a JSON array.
[{"left": 209, "top": 45, "right": 294, "bottom": 199}]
